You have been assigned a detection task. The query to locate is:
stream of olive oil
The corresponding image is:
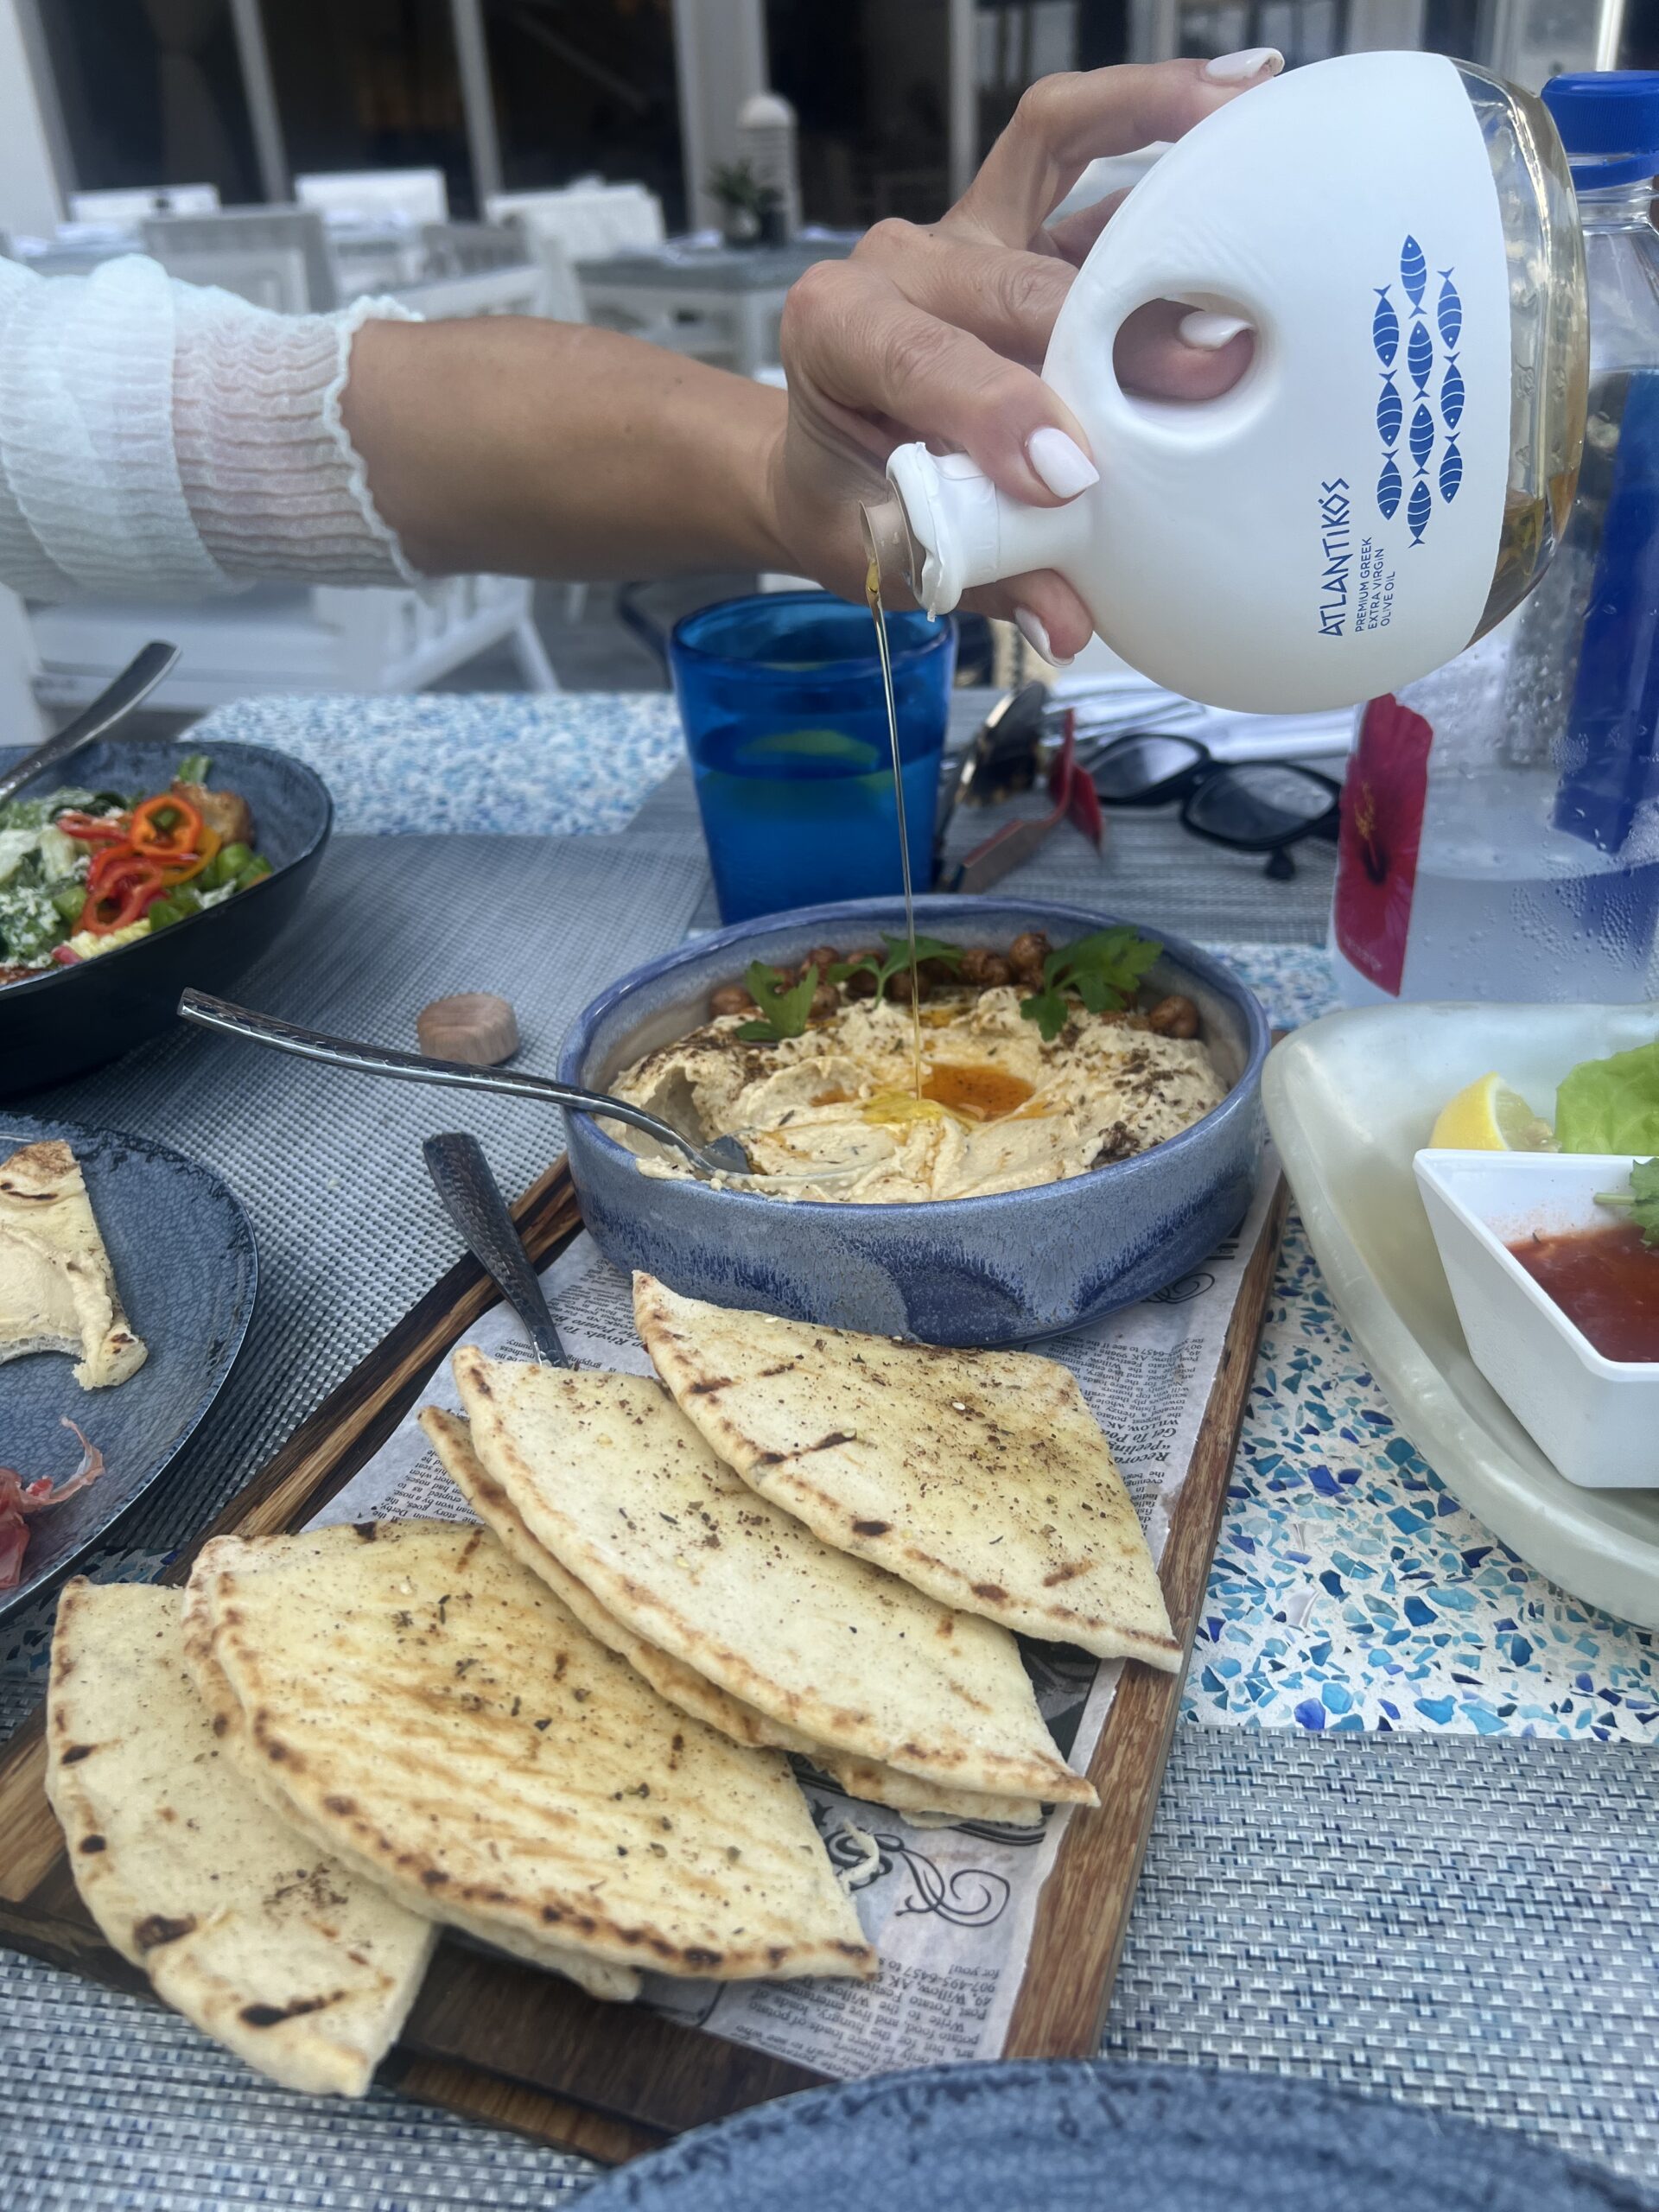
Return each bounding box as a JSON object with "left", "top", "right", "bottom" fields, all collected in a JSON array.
[{"left": 864, "top": 552, "right": 924, "bottom": 1098}]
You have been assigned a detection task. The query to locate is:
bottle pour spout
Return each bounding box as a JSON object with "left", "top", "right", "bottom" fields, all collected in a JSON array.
[{"left": 877, "top": 442, "right": 1094, "bottom": 618}]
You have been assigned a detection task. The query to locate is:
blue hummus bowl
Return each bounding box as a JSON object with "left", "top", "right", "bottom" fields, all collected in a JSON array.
[{"left": 560, "top": 896, "right": 1269, "bottom": 1347}]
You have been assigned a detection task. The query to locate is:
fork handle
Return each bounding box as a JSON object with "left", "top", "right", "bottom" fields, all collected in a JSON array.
[
  {"left": 0, "top": 641, "right": 180, "bottom": 808},
  {"left": 176, "top": 988, "right": 703, "bottom": 1164}
]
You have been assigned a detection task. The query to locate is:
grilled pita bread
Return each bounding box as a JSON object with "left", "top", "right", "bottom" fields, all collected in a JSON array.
[
  {"left": 46, "top": 1579, "right": 432, "bottom": 2096},
  {"left": 636, "top": 1275, "right": 1179, "bottom": 1669},
  {"left": 422, "top": 1406, "right": 1040, "bottom": 1829},
  {"left": 450, "top": 1350, "right": 1092, "bottom": 1808},
  {"left": 186, "top": 1520, "right": 874, "bottom": 1986},
  {"left": 179, "top": 1570, "right": 641, "bottom": 2005},
  {"left": 0, "top": 1141, "right": 146, "bottom": 1388}
]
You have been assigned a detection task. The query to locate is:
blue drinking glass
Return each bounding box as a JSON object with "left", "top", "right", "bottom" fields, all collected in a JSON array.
[{"left": 669, "top": 590, "right": 957, "bottom": 925}]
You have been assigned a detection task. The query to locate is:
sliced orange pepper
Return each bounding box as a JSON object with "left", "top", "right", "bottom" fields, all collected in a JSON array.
[{"left": 130, "top": 792, "right": 204, "bottom": 857}]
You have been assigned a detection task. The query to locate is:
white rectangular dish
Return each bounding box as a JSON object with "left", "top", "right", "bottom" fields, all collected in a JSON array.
[
  {"left": 1414, "top": 1150, "right": 1659, "bottom": 1491},
  {"left": 1263, "top": 1002, "right": 1659, "bottom": 1630}
]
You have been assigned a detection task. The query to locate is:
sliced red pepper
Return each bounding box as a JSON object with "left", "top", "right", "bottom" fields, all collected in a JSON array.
[
  {"left": 76, "top": 853, "right": 171, "bottom": 935},
  {"left": 57, "top": 810, "right": 130, "bottom": 842}
]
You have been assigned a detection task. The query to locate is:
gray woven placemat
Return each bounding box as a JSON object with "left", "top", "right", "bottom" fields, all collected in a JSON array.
[
  {"left": 1103, "top": 1727, "right": 1659, "bottom": 2190},
  {"left": 626, "top": 756, "right": 1337, "bottom": 944},
  {"left": 7, "top": 1726, "right": 1654, "bottom": 2207},
  {"left": 1, "top": 831, "right": 707, "bottom": 1728}
]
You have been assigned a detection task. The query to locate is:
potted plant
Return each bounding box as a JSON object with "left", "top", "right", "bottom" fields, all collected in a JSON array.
[{"left": 708, "top": 158, "right": 784, "bottom": 246}]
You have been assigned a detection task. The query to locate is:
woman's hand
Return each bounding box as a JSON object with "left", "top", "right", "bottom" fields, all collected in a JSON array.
[{"left": 769, "top": 51, "right": 1279, "bottom": 663}]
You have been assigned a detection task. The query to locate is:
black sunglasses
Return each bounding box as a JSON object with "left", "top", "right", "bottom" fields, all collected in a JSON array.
[{"left": 1089, "top": 731, "right": 1342, "bottom": 880}]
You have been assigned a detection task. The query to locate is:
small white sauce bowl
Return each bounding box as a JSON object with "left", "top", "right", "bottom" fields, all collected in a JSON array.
[{"left": 1414, "top": 1148, "right": 1659, "bottom": 1491}]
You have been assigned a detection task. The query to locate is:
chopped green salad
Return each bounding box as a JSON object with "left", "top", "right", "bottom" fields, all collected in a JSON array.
[{"left": 0, "top": 753, "right": 270, "bottom": 985}]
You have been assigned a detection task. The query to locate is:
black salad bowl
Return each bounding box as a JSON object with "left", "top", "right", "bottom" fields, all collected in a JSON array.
[{"left": 0, "top": 737, "right": 333, "bottom": 1094}]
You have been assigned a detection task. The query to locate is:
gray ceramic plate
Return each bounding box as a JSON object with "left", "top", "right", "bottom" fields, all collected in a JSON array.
[
  {"left": 583, "top": 2062, "right": 1649, "bottom": 2210},
  {"left": 1, "top": 1114, "right": 256, "bottom": 1624}
]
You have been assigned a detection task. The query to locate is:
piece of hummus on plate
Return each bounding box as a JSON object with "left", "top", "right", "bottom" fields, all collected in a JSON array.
[
  {"left": 0, "top": 1140, "right": 148, "bottom": 1387},
  {"left": 611, "top": 985, "right": 1226, "bottom": 1205}
]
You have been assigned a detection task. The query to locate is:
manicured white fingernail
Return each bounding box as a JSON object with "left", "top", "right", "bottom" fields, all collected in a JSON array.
[
  {"left": 1014, "top": 607, "right": 1072, "bottom": 669},
  {"left": 1204, "top": 46, "right": 1283, "bottom": 81},
  {"left": 1179, "top": 310, "right": 1251, "bottom": 349},
  {"left": 1027, "top": 426, "right": 1099, "bottom": 500}
]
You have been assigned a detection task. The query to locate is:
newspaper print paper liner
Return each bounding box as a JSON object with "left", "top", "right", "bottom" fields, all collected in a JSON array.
[{"left": 308, "top": 1163, "right": 1281, "bottom": 2081}]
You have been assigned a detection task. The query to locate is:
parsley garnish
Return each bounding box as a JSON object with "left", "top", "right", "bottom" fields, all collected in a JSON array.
[
  {"left": 1019, "top": 927, "right": 1163, "bottom": 1044},
  {"left": 1594, "top": 1157, "right": 1659, "bottom": 1246},
  {"left": 734, "top": 962, "right": 822, "bottom": 1043},
  {"left": 829, "top": 934, "right": 964, "bottom": 1000}
]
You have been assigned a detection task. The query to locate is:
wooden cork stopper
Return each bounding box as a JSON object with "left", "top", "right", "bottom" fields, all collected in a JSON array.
[{"left": 416, "top": 993, "right": 520, "bottom": 1066}]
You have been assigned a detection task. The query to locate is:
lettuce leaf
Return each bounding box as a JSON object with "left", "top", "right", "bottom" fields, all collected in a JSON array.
[{"left": 1556, "top": 1039, "right": 1659, "bottom": 1154}]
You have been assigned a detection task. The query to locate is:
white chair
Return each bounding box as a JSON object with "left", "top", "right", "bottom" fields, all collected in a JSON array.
[
  {"left": 296, "top": 168, "right": 448, "bottom": 226},
  {"left": 487, "top": 185, "right": 727, "bottom": 361},
  {"left": 69, "top": 183, "right": 220, "bottom": 223},
  {"left": 142, "top": 208, "right": 337, "bottom": 313},
  {"left": 505, "top": 227, "right": 587, "bottom": 325},
  {"left": 27, "top": 577, "right": 558, "bottom": 710},
  {"left": 486, "top": 182, "right": 664, "bottom": 259}
]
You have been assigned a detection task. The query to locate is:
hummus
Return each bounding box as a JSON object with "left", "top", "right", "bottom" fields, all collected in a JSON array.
[
  {"left": 0, "top": 1140, "right": 148, "bottom": 1388},
  {"left": 611, "top": 986, "right": 1227, "bottom": 1204}
]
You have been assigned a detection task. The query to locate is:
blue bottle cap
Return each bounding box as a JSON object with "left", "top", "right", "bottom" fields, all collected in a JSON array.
[{"left": 1542, "top": 71, "right": 1659, "bottom": 187}]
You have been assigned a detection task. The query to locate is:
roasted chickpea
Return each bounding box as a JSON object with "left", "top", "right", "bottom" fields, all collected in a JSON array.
[
  {"left": 803, "top": 944, "right": 842, "bottom": 976},
  {"left": 1008, "top": 931, "right": 1052, "bottom": 971},
  {"left": 979, "top": 953, "right": 1014, "bottom": 988},
  {"left": 957, "top": 946, "right": 996, "bottom": 985},
  {"left": 1147, "top": 993, "right": 1200, "bottom": 1039},
  {"left": 709, "top": 982, "right": 757, "bottom": 1018},
  {"left": 887, "top": 967, "right": 928, "bottom": 1004},
  {"left": 842, "top": 951, "right": 880, "bottom": 998},
  {"left": 809, "top": 982, "right": 840, "bottom": 1020}
]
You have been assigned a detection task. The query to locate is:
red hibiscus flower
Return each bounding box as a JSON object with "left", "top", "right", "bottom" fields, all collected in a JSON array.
[{"left": 1333, "top": 692, "right": 1433, "bottom": 995}]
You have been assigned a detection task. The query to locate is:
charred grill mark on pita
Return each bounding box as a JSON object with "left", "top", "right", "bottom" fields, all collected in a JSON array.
[
  {"left": 60, "top": 1742, "right": 95, "bottom": 1763},
  {"left": 238, "top": 1993, "right": 340, "bottom": 2029},
  {"left": 79, "top": 1834, "right": 106, "bottom": 1853},
  {"left": 134, "top": 1912, "right": 197, "bottom": 1951}
]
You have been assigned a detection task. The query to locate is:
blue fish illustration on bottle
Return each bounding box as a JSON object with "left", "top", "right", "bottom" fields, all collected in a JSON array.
[
  {"left": 1440, "top": 355, "right": 1465, "bottom": 430},
  {"left": 1376, "top": 454, "right": 1402, "bottom": 519},
  {"left": 1439, "top": 438, "right": 1462, "bottom": 503},
  {"left": 1409, "top": 401, "right": 1434, "bottom": 472},
  {"left": 1407, "top": 318, "right": 1433, "bottom": 396},
  {"left": 1372, "top": 286, "right": 1399, "bottom": 367},
  {"left": 1407, "top": 479, "right": 1432, "bottom": 543},
  {"left": 1376, "top": 375, "right": 1402, "bottom": 448},
  {"left": 1400, "top": 236, "right": 1427, "bottom": 308},
  {"left": 1437, "top": 269, "right": 1461, "bottom": 349}
]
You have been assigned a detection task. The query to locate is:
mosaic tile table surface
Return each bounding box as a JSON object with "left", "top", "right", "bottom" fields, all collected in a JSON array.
[{"left": 9, "top": 693, "right": 1652, "bottom": 1753}]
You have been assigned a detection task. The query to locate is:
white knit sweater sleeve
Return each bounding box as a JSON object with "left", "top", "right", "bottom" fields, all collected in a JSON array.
[{"left": 0, "top": 254, "right": 423, "bottom": 600}]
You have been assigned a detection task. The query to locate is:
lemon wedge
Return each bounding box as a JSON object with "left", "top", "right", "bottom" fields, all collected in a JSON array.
[{"left": 1430, "top": 1072, "right": 1555, "bottom": 1151}]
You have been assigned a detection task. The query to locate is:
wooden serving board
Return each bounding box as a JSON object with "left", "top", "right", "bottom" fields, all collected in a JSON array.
[{"left": 0, "top": 1155, "right": 1287, "bottom": 2168}]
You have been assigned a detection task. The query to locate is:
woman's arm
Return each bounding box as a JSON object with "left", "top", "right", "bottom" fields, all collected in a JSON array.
[{"left": 339, "top": 315, "right": 793, "bottom": 583}]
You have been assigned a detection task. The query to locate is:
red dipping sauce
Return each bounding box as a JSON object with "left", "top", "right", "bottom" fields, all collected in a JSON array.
[{"left": 1507, "top": 1221, "right": 1659, "bottom": 1363}]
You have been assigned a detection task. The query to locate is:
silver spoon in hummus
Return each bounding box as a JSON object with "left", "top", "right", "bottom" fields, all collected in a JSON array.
[{"left": 177, "top": 989, "right": 755, "bottom": 1179}]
